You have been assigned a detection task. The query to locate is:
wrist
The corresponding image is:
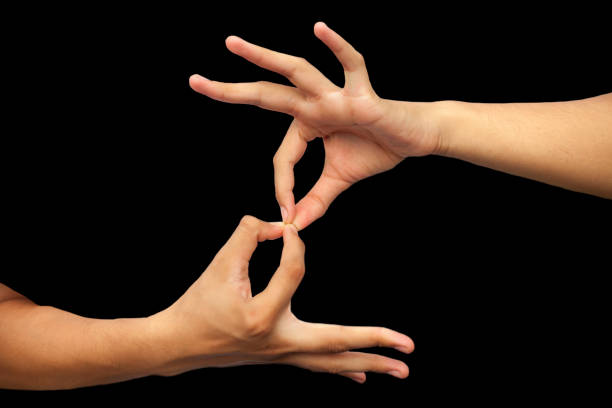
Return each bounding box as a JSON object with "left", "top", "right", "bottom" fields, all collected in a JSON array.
[
  {"left": 376, "top": 98, "right": 454, "bottom": 158},
  {"left": 145, "top": 308, "right": 195, "bottom": 376},
  {"left": 430, "top": 100, "right": 474, "bottom": 158}
]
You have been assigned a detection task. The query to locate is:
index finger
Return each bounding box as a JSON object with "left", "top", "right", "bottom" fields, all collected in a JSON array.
[
  {"left": 273, "top": 120, "right": 312, "bottom": 224},
  {"left": 220, "top": 216, "right": 284, "bottom": 264},
  {"left": 255, "top": 224, "right": 305, "bottom": 317}
]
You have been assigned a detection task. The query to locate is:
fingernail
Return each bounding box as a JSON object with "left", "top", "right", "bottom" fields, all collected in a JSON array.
[
  {"left": 388, "top": 370, "right": 404, "bottom": 379},
  {"left": 270, "top": 221, "right": 285, "bottom": 227},
  {"left": 280, "top": 206, "right": 288, "bottom": 223},
  {"left": 191, "top": 74, "right": 207, "bottom": 81},
  {"left": 395, "top": 345, "right": 414, "bottom": 354}
]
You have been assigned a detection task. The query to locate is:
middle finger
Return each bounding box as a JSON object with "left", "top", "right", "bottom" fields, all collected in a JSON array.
[{"left": 225, "top": 35, "right": 338, "bottom": 95}]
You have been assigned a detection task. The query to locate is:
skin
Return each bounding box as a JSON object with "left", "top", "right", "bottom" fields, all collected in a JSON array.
[
  {"left": 189, "top": 22, "right": 612, "bottom": 229},
  {"left": 0, "top": 218, "right": 414, "bottom": 390},
  {"left": 3, "top": 21, "right": 610, "bottom": 391}
]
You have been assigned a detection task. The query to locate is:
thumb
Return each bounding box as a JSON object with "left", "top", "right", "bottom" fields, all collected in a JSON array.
[{"left": 293, "top": 174, "right": 351, "bottom": 230}]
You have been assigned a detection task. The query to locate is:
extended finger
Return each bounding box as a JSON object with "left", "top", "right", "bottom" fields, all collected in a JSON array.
[
  {"left": 273, "top": 120, "right": 311, "bottom": 224},
  {"left": 292, "top": 174, "right": 351, "bottom": 230},
  {"left": 313, "top": 22, "right": 371, "bottom": 94},
  {"left": 225, "top": 35, "right": 337, "bottom": 95},
  {"left": 279, "top": 351, "right": 409, "bottom": 379},
  {"left": 256, "top": 224, "right": 305, "bottom": 316},
  {"left": 189, "top": 75, "right": 305, "bottom": 116},
  {"left": 292, "top": 322, "right": 415, "bottom": 355}
]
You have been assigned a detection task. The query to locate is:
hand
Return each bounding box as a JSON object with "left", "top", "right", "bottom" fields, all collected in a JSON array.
[
  {"left": 152, "top": 216, "right": 414, "bottom": 383},
  {"left": 190, "top": 22, "right": 442, "bottom": 228}
]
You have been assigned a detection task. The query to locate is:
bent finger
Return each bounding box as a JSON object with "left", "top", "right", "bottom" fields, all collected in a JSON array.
[
  {"left": 255, "top": 224, "right": 305, "bottom": 316},
  {"left": 220, "top": 216, "right": 284, "bottom": 264},
  {"left": 273, "top": 120, "right": 311, "bottom": 224}
]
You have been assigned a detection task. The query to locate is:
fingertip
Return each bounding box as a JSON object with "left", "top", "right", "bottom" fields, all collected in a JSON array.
[
  {"left": 341, "top": 371, "right": 366, "bottom": 384},
  {"left": 267, "top": 221, "right": 285, "bottom": 239},
  {"left": 225, "top": 35, "right": 244, "bottom": 51},
  {"left": 189, "top": 74, "right": 206, "bottom": 88},
  {"left": 402, "top": 364, "right": 410, "bottom": 378},
  {"left": 283, "top": 223, "right": 298, "bottom": 237},
  {"left": 286, "top": 204, "right": 297, "bottom": 225},
  {"left": 292, "top": 208, "right": 312, "bottom": 232},
  {"left": 353, "top": 373, "right": 367, "bottom": 384},
  {"left": 403, "top": 336, "right": 416, "bottom": 353},
  {"left": 314, "top": 21, "right": 328, "bottom": 35},
  {"left": 276, "top": 193, "right": 296, "bottom": 224},
  {"left": 388, "top": 363, "right": 409, "bottom": 379}
]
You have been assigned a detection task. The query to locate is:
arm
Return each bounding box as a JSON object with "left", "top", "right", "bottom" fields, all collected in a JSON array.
[
  {"left": 0, "top": 284, "right": 174, "bottom": 390},
  {"left": 1, "top": 218, "right": 414, "bottom": 390},
  {"left": 189, "top": 22, "right": 611, "bottom": 231},
  {"left": 434, "top": 94, "right": 612, "bottom": 198}
]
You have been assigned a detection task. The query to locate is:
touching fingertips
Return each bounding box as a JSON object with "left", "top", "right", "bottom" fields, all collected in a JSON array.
[
  {"left": 283, "top": 223, "right": 298, "bottom": 237},
  {"left": 292, "top": 210, "right": 309, "bottom": 231}
]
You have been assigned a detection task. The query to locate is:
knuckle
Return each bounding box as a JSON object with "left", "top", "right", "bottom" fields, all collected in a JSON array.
[
  {"left": 373, "top": 327, "right": 390, "bottom": 347},
  {"left": 297, "top": 237, "right": 306, "bottom": 251},
  {"left": 373, "top": 327, "right": 388, "bottom": 347},
  {"left": 286, "top": 96, "right": 301, "bottom": 117},
  {"left": 287, "top": 57, "right": 307, "bottom": 77},
  {"left": 272, "top": 152, "right": 282, "bottom": 167},
  {"left": 274, "top": 190, "right": 283, "bottom": 203},
  {"left": 354, "top": 51, "right": 365, "bottom": 64},
  {"left": 251, "top": 88, "right": 263, "bottom": 107},
  {"left": 375, "top": 357, "right": 393, "bottom": 372},
  {"left": 326, "top": 341, "right": 347, "bottom": 354},
  {"left": 242, "top": 306, "right": 272, "bottom": 339},
  {"left": 327, "top": 363, "right": 343, "bottom": 374},
  {"left": 286, "top": 262, "right": 305, "bottom": 279},
  {"left": 239, "top": 215, "right": 259, "bottom": 230}
]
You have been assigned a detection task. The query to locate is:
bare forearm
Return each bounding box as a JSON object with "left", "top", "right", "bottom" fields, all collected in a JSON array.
[
  {"left": 432, "top": 93, "right": 612, "bottom": 198},
  {"left": 0, "top": 295, "right": 170, "bottom": 390}
]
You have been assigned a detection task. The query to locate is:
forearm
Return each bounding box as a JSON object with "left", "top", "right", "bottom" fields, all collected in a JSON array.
[
  {"left": 432, "top": 93, "right": 612, "bottom": 198},
  {"left": 0, "top": 293, "right": 172, "bottom": 390}
]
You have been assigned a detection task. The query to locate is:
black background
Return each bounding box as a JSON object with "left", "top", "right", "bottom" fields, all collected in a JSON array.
[{"left": 2, "top": 4, "right": 611, "bottom": 404}]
